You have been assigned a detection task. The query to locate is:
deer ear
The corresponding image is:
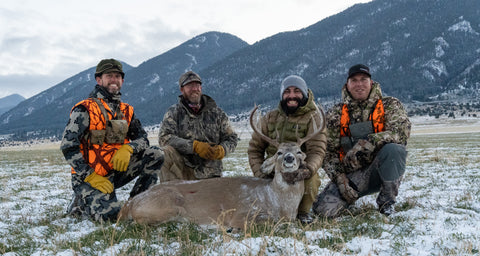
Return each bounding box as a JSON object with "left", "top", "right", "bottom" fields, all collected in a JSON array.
[{"left": 260, "top": 157, "right": 276, "bottom": 175}]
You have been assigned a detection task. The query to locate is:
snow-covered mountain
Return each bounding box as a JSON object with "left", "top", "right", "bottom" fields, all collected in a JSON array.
[{"left": 1, "top": 0, "right": 479, "bottom": 140}]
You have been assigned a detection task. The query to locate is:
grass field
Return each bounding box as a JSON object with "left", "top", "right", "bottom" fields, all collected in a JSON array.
[{"left": 0, "top": 120, "right": 479, "bottom": 255}]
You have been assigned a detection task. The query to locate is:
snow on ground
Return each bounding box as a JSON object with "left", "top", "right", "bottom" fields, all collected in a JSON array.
[{"left": 0, "top": 116, "right": 479, "bottom": 255}]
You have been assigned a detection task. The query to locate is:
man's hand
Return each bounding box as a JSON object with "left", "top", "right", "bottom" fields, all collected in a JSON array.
[
  {"left": 336, "top": 173, "right": 358, "bottom": 204},
  {"left": 84, "top": 172, "right": 114, "bottom": 194},
  {"left": 111, "top": 144, "right": 133, "bottom": 172},
  {"left": 210, "top": 145, "right": 225, "bottom": 160},
  {"left": 193, "top": 140, "right": 213, "bottom": 159},
  {"left": 342, "top": 139, "right": 375, "bottom": 170}
]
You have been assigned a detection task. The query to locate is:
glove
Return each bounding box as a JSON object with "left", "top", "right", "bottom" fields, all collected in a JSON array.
[
  {"left": 210, "top": 145, "right": 225, "bottom": 160},
  {"left": 342, "top": 139, "right": 374, "bottom": 170},
  {"left": 111, "top": 144, "right": 133, "bottom": 172},
  {"left": 336, "top": 173, "right": 358, "bottom": 204},
  {"left": 342, "top": 150, "right": 362, "bottom": 170},
  {"left": 193, "top": 140, "right": 213, "bottom": 159},
  {"left": 84, "top": 172, "right": 114, "bottom": 194}
]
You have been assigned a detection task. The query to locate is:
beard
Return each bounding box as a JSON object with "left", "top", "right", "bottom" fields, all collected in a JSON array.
[
  {"left": 102, "top": 83, "right": 121, "bottom": 95},
  {"left": 280, "top": 97, "right": 307, "bottom": 115}
]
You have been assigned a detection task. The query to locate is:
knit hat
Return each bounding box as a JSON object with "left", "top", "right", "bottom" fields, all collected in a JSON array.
[
  {"left": 95, "top": 59, "right": 124, "bottom": 78},
  {"left": 348, "top": 64, "right": 371, "bottom": 79},
  {"left": 280, "top": 75, "right": 308, "bottom": 99},
  {"left": 179, "top": 71, "right": 202, "bottom": 87}
]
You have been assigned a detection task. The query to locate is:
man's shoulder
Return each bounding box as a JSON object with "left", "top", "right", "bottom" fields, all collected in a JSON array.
[{"left": 381, "top": 96, "right": 405, "bottom": 109}]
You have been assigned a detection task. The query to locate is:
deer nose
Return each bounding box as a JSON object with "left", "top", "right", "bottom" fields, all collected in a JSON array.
[{"left": 284, "top": 153, "right": 295, "bottom": 164}]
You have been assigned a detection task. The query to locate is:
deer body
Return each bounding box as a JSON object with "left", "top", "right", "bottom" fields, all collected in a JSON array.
[
  {"left": 118, "top": 166, "right": 304, "bottom": 228},
  {"left": 118, "top": 106, "right": 325, "bottom": 228}
]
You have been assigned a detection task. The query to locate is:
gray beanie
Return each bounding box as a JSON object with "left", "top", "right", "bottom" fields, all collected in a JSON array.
[{"left": 280, "top": 75, "right": 308, "bottom": 99}]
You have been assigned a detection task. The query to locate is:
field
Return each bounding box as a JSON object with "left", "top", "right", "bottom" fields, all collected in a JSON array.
[{"left": 0, "top": 117, "right": 479, "bottom": 255}]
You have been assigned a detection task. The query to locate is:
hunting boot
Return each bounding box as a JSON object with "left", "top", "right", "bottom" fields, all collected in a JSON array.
[
  {"left": 129, "top": 173, "right": 158, "bottom": 198},
  {"left": 66, "top": 193, "right": 85, "bottom": 217},
  {"left": 376, "top": 179, "right": 400, "bottom": 216}
]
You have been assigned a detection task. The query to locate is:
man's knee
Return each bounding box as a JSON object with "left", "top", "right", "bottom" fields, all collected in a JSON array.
[{"left": 377, "top": 143, "right": 407, "bottom": 181}]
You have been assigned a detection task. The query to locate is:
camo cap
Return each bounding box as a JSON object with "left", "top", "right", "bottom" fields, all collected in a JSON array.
[
  {"left": 95, "top": 59, "right": 125, "bottom": 78},
  {"left": 179, "top": 71, "right": 202, "bottom": 87}
]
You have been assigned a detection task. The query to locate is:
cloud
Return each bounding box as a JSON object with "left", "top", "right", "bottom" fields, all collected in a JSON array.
[{"left": 0, "top": 0, "right": 371, "bottom": 99}]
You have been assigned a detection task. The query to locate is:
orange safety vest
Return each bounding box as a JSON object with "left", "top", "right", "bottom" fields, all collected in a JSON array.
[
  {"left": 339, "top": 99, "right": 385, "bottom": 161},
  {"left": 71, "top": 98, "right": 133, "bottom": 176}
]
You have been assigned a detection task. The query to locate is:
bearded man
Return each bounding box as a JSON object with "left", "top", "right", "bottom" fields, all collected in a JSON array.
[
  {"left": 247, "top": 75, "right": 327, "bottom": 224},
  {"left": 158, "top": 71, "right": 238, "bottom": 181}
]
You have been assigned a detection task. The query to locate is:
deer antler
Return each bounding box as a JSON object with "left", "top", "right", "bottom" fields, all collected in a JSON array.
[{"left": 250, "top": 105, "right": 280, "bottom": 148}]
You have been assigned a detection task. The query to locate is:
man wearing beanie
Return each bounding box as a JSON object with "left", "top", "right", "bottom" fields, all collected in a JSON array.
[
  {"left": 313, "top": 64, "right": 411, "bottom": 218},
  {"left": 248, "top": 75, "right": 327, "bottom": 224},
  {"left": 61, "top": 58, "right": 164, "bottom": 222},
  {"left": 158, "top": 71, "right": 238, "bottom": 181}
]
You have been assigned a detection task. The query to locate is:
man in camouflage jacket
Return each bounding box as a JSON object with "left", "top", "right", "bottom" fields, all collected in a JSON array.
[
  {"left": 158, "top": 71, "right": 238, "bottom": 181},
  {"left": 61, "top": 59, "right": 164, "bottom": 222},
  {"left": 313, "top": 64, "right": 411, "bottom": 217},
  {"left": 248, "top": 75, "right": 327, "bottom": 224}
]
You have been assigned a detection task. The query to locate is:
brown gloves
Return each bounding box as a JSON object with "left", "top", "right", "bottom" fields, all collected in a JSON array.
[
  {"left": 84, "top": 172, "right": 114, "bottom": 194},
  {"left": 336, "top": 173, "right": 358, "bottom": 204},
  {"left": 193, "top": 140, "right": 225, "bottom": 160}
]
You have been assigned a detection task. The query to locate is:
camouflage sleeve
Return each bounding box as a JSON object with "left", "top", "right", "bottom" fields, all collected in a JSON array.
[
  {"left": 368, "top": 97, "right": 411, "bottom": 148},
  {"left": 304, "top": 109, "right": 328, "bottom": 175},
  {"left": 126, "top": 113, "right": 149, "bottom": 152},
  {"left": 218, "top": 109, "right": 238, "bottom": 155},
  {"left": 158, "top": 106, "right": 194, "bottom": 155},
  {"left": 322, "top": 104, "right": 345, "bottom": 180},
  {"left": 247, "top": 114, "right": 269, "bottom": 178},
  {"left": 60, "top": 106, "right": 93, "bottom": 180}
]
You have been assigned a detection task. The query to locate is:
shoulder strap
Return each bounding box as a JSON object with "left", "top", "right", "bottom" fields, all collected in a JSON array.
[{"left": 91, "top": 98, "right": 110, "bottom": 122}]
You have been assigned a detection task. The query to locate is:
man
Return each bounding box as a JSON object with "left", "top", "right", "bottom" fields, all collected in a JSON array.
[
  {"left": 248, "top": 75, "right": 327, "bottom": 224},
  {"left": 61, "top": 58, "right": 164, "bottom": 222},
  {"left": 158, "top": 71, "right": 238, "bottom": 181},
  {"left": 313, "top": 64, "right": 411, "bottom": 218}
]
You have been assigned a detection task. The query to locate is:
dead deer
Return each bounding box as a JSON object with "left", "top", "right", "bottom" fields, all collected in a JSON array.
[{"left": 118, "top": 105, "right": 325, "bottom": 229}]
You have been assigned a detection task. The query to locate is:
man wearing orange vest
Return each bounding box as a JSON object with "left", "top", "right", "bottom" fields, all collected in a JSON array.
[
  {"left": 313, "top": 64, "right": 411, "bottom": 217},
  {"left": 61, "top": 59, "right": 164, "bottom": 222}
]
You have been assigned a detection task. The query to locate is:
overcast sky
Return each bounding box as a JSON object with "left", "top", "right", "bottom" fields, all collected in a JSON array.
[{"left": 0, "top": 0, "right": 371, "bottom": 99}]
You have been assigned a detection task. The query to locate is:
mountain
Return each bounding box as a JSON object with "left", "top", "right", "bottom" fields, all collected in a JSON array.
[
  {"left": 199, "top": 0, "right": 480, "bottom": 113},
  {"left": 1, "top": 0, "right": 479, "bottom": 140},
  {"left": 0, "top": 32, "right": 248, "bottom": 139},
  {"left": 0, "top": 94, "right": 25, "bottom": 116}
]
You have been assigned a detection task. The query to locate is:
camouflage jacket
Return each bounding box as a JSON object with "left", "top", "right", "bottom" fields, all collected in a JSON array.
[
  {"left": 323, "top": 82, "right": 411, "bottom": 180},
  {"left": 158, "top": 94, "right": 238, "bottom": 178},
  {"left": 60, "top": 85, "right": 149, "bottom": 180},
  {"left": 248, "top": 89, "right": 327, "bottom": 178}
]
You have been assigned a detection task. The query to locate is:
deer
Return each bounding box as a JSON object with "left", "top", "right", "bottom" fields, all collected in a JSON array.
[{"left": 117, "top": 105, "right": 325, "bottom": 229}]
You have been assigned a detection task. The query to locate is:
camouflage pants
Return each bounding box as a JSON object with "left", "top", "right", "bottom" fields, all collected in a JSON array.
[
  {"left": 159, "top": 145, "right": 221, "bottom": 181},
  {"left": 70, "top": 146, "right": 164, "bottom": 222},
  {"left": 159, "top": 145, "right": 197, "bottom": 181},
  {"left": 313, "top": 143, "right": 407, "bottom": 218},
  {"left": 298, "top": 171, "right": 321, "bottom": 215}
]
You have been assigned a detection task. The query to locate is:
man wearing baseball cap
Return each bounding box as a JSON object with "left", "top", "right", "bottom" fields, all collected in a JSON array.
[
  {"left": 158, "top": 71, "right": 238, "bottom": 181},
  {"left": 61, "top": 58, "right": 164, "bottom": 222},
  {"left": 313, "top": 64, "right": 411, "bottom": 218},
  {"left": 248, "top": 75, "right": 327, "bottom": 224}
]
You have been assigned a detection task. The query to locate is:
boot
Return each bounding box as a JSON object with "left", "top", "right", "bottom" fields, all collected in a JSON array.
[
  {"left": 66, "top": 193, "right": 84, "bottom": 217},
  {"left": 297, "top": 212, "right": 314, "bottom": 224},
  {"left": 376, "top": 180, "right": 400, "bottom": 216},
  {"left": 129, "top": 173, "right": 158, "bottom": 198}
]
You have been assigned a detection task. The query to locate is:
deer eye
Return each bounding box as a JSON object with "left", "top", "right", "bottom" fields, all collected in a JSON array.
[
  {"left": 277, "top": 151, "right": 283, "bottom": 156},
  {"left": 297, "top": 151, "right": 303, "bottom": 155}
]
